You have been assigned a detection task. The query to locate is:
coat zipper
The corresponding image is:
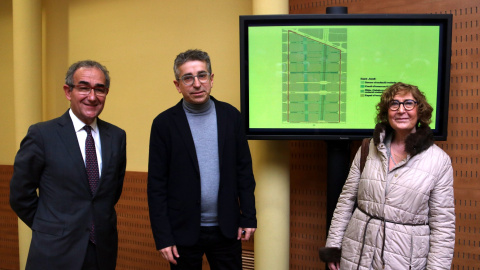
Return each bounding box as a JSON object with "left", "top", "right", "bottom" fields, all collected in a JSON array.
[{"left": 409, "top": 234, "right": 414, "bottom": 269}]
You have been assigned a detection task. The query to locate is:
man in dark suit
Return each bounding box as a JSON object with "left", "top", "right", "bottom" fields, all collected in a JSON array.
[
  {"left": 10, "top": 60, "right": 127, "bottom": 270},
  {"left": 148, "top": 49, "right": 257, "bottom": 270}
]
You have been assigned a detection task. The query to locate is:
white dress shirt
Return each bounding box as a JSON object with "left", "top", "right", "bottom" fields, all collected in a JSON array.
[{"left": 69, "top": 109, "right": 102, "bottom": 177}]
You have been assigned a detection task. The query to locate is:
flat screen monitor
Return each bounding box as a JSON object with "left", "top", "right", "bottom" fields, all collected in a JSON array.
[{"left": 239, "top": 14, "right": 452, "bottom": 140}]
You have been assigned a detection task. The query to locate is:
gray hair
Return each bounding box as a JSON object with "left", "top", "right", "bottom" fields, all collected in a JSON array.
[
  {"left": 173, "top": 49, "right": 212, "bottom": 80},
  {"left": 65, "top": 60, "right": 110, "bottom": 88}
]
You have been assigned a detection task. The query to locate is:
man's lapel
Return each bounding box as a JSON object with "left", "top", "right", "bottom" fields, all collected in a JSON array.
[
  {"left": 98, "top": 119, "right": 111, "bottom": 194},
  {"left": 172, "top": 101, "right": 200, "bottom": 175},
  {"left": 56, "top": 111, "right": 91, "bottom": 194},
  {"left": 214, "top": 99, "right": 226, "bottom": 168}
]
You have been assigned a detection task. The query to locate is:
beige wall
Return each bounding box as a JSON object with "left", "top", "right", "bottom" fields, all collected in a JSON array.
[
  {"left": 0, "top": 0, "right": 15, "bottom": 164},
  {"left": 2, "top": 1, "right": 292, "bottom": 269},
  {"left": 2, "top": 1, "right": 294, "bottom": 269},
  {"left": 39, "top": 0, "right": 251, "bottom": 172},
  {"left": 1, "top": 0, "right": 257, "bottom": 171},
  {"left": 0, "top": 0, "right": 253, "bottom": 169}
]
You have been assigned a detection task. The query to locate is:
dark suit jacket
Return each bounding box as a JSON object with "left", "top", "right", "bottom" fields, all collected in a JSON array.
[
  {"left": 147, "top": 97, "right": 256, "bottom": 250},
  {"left": 10, "top": 110, "right": 127, "bottom": 270}
]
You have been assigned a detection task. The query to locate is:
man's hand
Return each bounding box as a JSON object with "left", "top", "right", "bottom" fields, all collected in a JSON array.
[
  {"left": 159, "top": 245, "right": 179, "bottom": 265},
  {"left": 237, "top": 227, "right": 256, "bottom": 241}
]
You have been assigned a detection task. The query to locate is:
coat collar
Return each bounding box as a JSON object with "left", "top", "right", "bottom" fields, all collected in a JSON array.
[
  {"left": 373, "top": 123, "right": 434, "bottom": 156},
  {"left": 170, "top": 96, "right": 225, "bottom": 175}
]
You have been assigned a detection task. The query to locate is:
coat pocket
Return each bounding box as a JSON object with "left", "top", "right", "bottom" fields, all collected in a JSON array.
[
  {"left": 409, "top": 233, "right": 429, "bottom": 269},
  {"left": 31, "top": 217, "right": 65, "bottom": 236}
]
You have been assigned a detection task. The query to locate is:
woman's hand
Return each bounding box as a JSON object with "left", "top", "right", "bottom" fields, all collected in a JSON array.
[{"left": 328, "top": 261, "right": 340, "bottom": 270}]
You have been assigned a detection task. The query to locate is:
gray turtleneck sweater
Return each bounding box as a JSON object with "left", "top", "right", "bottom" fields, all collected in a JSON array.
[{"left": 183, "top": 98, "right": 219, "bottom": 226}]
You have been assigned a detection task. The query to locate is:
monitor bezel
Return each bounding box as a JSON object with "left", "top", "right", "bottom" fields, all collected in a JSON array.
[{"left": 239, "top": 13, "right": 452, "bottom": 141}]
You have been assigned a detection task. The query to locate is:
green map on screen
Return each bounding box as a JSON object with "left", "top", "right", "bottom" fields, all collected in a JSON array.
[{"left": 248, "top": 25, "right": 440, "bottom": 130}]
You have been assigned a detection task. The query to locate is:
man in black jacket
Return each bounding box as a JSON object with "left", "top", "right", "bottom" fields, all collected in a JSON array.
[{"left": 147, "top": 49, "right": 256, "bottom": 270}]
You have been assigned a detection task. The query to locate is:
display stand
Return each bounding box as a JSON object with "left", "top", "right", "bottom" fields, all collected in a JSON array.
[{"left": 325, "top": 6, "right": 350, "bottom": 270}]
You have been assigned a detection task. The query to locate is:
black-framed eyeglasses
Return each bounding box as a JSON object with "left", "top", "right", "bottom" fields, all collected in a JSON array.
[
  {"left": 180, "top": 72, "right": 210, "bottom": 86},
  {"left": 70, "top": 84, "right": 108, "bottom": 97},
  {"left": 389, "top": 99, "right": 417, "bottom": 111}
]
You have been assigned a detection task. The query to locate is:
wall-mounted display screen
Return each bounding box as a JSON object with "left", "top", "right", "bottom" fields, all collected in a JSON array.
[{"left": 240, "top": 14, "right": 452, "bottom": 140}]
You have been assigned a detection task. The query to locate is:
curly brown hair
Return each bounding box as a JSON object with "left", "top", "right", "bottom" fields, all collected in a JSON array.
[{"left": 375, "top": 82, "right": 433, "bottom": 127}]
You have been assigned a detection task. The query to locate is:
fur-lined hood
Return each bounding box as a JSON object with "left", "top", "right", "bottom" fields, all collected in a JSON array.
[{"left": 372, "top": 123, "right": 434, "bottom": 156}]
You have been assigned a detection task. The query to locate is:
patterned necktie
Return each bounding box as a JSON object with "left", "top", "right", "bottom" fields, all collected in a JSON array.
[
  {"left": 84, "top": 125, "right": 99, "bottom": 243},
  {"left": 84, "top": 125, "right": 99, "bottom": 194}
]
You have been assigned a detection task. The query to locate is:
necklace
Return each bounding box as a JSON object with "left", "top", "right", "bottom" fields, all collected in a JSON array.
[
  {"left": 390, "top": 143, "right": 407, "bottom": 165},
  {"left": 390, "top": 154, "right": 397, "bottom": 165}
]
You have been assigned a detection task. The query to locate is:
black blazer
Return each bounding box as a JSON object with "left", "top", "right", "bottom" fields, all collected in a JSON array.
[
  {"left": 147, "top": 97, "right": 256, "bottom": 250},
  {"left": 10, "top": 110, "right": 126, "bottom": 270}
]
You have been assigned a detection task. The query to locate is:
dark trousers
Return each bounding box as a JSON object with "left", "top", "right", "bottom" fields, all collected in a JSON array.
[
  {"left": 82, "top": 241, "right": 99, "bottom": 270},
  {"left": 171, "top": 226, "right": 242, "bottom": 270}
]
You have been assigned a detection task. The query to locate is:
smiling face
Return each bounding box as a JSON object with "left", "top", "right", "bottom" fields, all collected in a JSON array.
[
  {"left": 173, "top": 60, "right": 214, "bottom": 104},
  {"left": 63, "top": 67, "right": 107, "bottom": 125},
  {"left": 388, "top": 91, "right": 418, "bottom": 135}
]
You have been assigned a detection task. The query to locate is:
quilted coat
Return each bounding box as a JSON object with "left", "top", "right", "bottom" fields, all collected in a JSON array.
[{"left": 324, "top": 123, "right": 455, "bottom": 270}]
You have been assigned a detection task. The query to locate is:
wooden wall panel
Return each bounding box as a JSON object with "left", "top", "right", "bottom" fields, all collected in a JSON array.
[
  {"left": 289, "top": 141, "right": 328, "bottom": 269},
  {"left": 289, "top": 0, "right": 480, "bottom": 269},
  {"left": 115, "top": 171, "right": 166, "bottom": 269},
  {"left": 0, "top": 165, "right": 19, "bottom": 270},
  {"left": 0, "top": 168, "right": 253, "bottom": 269},
  {"left": 289, "top": 140, "right": 360, "bottom": 270},
  {"left": 0, "top": 159, "right": 253, "bottom": 269}
]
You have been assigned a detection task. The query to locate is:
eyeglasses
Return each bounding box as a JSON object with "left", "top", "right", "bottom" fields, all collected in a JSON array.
[
  {"left": 389, "top": 99, "right": 417, "bottom": 111},
  {"left": 71, "top": 84, "right": 108, "bottom": 97},
  {"left": 179, "top": 72, "right": 210, "bottom": 86}
]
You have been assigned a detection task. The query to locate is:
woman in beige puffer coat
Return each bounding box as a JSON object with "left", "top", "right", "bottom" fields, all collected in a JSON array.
[{"left": 320, "top": 82, "right": 455, "bottom": 270}]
